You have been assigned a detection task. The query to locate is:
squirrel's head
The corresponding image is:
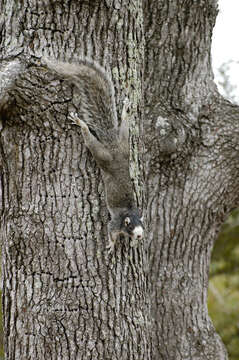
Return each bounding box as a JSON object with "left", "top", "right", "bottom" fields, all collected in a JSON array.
[{"left": 121, "top": 210, "right": 144, "bottom": 240}]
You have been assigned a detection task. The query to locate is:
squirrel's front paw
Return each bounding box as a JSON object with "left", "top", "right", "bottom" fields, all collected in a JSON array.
[
  {"left": 130, "top": 238, "right": 138, "bottom": 248},
  {"left": 106, "top": 238, "right": 116, "bottom": 254},
  {"left": 69, "top": 112, "right": 78, "bottom": 124},
  {"left": 69, "top": 112, "right": 87, "bottom": 130}
]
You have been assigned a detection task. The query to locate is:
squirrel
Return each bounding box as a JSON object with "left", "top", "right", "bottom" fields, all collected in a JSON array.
[{"left": 44, "top": 58, "right": 144, "bottom": 253}]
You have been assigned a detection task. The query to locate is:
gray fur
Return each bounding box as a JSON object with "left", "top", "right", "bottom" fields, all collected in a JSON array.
[
  {"left": 45, "top": 59, "right": 144, "bottom": 252},
  {"left": 44, "top": 57, "right": 117, "bottom": 130}
]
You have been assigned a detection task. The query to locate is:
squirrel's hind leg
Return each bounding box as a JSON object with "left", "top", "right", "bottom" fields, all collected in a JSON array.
[
  {"left": 118, "top": 98, "right": 130, "bottom": 154},
  {"left": 69, "top": 112, "right": 112, "bottom": 163}
]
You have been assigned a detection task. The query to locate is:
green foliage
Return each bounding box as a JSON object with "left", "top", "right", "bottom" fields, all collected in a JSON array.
[
  {"left": 211, "top": 209, "right": 239, "bottom": 276},
  {"left": 210, "top": 60, "right": 239, "bottom": 359},
  {"left": 0, "top": 286, "right": 3, "bottom": 358},
  {"left": 209, "top": 209, "right": 239, "bottom": 360},
  {"left": 0, "top": 273, "right": 3, "bottom": 358}
]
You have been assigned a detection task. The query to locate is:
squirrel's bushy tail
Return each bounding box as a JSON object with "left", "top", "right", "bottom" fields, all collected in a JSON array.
[{"left": 44, "top": 57, "right": 117, "bottom": 128}]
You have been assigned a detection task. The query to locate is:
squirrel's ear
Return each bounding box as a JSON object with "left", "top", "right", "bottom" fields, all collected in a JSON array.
[
  {"left": 119, "top": 98, "right": 130, "bottom": 149},
  {"left": 124, "top": 217, "right": 131, "bottom": 226},
  {"left": 138, "top": 209, "right": 143, "bottom": 222}
]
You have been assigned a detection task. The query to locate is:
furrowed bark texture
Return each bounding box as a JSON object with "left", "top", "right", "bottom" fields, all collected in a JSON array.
[
  {"left": 0, "top": 1, "right": 149, "bottom": 360},
  {"left": 144, "top": 1, "right": 239, "bottom": 359},
  {"left": 0, "top": 0, "right": 239, "bottom": 360}
]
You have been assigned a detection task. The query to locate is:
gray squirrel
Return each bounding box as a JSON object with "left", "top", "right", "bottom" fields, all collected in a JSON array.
[{"left": 45, "top": 58, "right": 144, "bottom": 252}]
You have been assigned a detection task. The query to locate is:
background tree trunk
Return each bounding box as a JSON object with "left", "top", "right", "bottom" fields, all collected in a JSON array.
[
  {"left": 0, "top": 0, "right": 239, "bottom": 359},
  {"left": 144, "top": 1, "right": 239, "bottom": 359}
]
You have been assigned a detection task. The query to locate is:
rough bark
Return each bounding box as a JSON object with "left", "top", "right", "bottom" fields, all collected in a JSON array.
[
  {"left": 0, "top": 1, "right": 149, "bottom": 360},
  {"left": 144, "top": 1, "right": 239, "bottom": 359},
  {"left": 0, "top": 0, "right": 238, "bottom": 360}
]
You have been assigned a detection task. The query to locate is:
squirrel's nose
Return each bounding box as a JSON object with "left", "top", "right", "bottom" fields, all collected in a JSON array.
[{"left": 133, "top": 226, "right": 143, "bottom": 240}]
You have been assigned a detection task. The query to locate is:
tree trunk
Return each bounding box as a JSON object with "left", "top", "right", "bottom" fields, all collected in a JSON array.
[
  {"left": 144, "top": 1, "right": 239, "bottom": 359},
  {"left": 0, "top": 0, "right": 238, "bottom": 359}
]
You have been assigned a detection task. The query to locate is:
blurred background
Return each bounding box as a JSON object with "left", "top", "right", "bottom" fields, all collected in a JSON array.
[
  {"left": 208, "top": 209, "right": 239, "bottom": 359},
  {"left": 0, "top": 1, "right": 238, "bottom": 359},
  {"left": 208, "top": 1, "right": 239, "bottom": 359}
]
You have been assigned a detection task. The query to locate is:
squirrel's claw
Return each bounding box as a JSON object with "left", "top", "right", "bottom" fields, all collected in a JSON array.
[
  {"left": 106, "top": 238, "right": 116, "bottom": 254},
  {"left": 69, "top": 112, "right": 88, "bottom": 131}
]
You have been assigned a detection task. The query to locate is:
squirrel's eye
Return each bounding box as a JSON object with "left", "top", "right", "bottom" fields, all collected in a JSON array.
[{"left": 124, "top": 217, "right": 131, "bottom": 226}]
